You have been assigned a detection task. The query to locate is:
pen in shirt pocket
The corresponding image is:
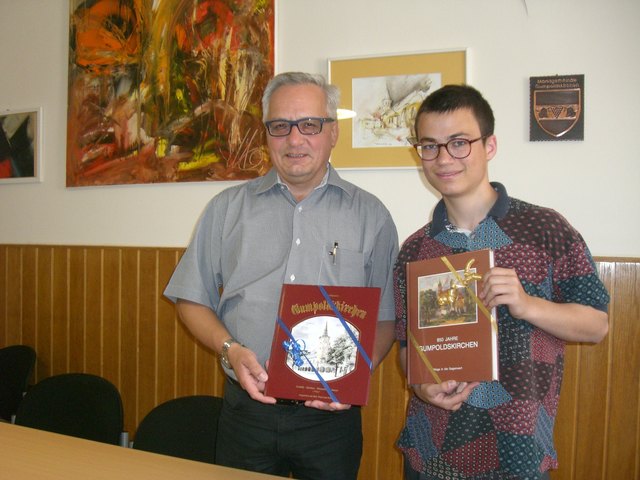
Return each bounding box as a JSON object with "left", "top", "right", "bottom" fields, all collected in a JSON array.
[{"left": 330, "top": 242, "right": 339, "bottom": 265}]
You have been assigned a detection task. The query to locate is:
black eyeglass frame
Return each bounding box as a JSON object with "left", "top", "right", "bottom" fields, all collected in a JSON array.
[
  {"left": 264, "top": 117, "right": 336, "bottom": 137},
  {"left": 409, "top": 135, "right": 489, "bottom": 161}
]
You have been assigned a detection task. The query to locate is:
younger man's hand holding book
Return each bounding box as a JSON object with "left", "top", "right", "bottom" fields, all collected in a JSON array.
[{"left": 412, "top": 380, "right": 480, "bottom": 411}]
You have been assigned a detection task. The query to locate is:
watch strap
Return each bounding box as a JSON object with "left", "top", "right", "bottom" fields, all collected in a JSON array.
[{"left": 221, "top": 337, "right": 242, "bottom": 369}]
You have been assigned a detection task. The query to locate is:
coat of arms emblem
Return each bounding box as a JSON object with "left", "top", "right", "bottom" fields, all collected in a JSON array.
[{"left": 530, "top": 75, "right": 584, "bottom": 141}]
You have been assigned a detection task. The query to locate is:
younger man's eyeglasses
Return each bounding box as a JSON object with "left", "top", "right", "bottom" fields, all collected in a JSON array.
[
  {"left": 409, "top": 136, "right": 488, "bottom": 161},
  {"left": 265, "top": 117, "right": 335, "bottom": 137}
]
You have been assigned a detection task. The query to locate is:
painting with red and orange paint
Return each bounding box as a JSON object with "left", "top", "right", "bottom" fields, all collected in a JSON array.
[{"left": 66, "top": 0, "right": 274, "bottom": 186}]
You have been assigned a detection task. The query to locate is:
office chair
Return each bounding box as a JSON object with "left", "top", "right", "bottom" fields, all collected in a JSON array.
[
  {"left": 0, "top": 344, "right": 36, "bottom": 422},
  {"left": 14, "top": 373, "right": 124, "bottom": 445},
  {"left": 132, "top": 395, "right": 223, "bottom": 464}
]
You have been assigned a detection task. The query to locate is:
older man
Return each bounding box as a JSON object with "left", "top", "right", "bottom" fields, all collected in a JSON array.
[{"left": 164, "top": 72, "right": 398, "bottom": 479}]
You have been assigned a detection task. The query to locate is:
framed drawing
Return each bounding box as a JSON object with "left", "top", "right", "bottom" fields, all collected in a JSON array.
[
  {"left": 66, "top": 0, "right": 275, "bottom": 187},
  {"left": 328, "top": 50, "right": 466, "bottom": 168},
  {"left": 0, "top": 107, "right": 42, "bottom": 184}
]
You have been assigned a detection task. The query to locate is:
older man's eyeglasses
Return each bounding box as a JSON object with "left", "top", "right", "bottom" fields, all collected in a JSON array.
[
  {"left": 265, "top": 117, "right": 335, "bottom": 137},
  {"left": 409, "top": 136, "right": 488, "bottom": 161}
]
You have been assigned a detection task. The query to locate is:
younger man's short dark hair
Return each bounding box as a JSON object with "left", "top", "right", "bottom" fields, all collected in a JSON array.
[{"left": 414, "top": 84, "right": 495, "bottom": 138}]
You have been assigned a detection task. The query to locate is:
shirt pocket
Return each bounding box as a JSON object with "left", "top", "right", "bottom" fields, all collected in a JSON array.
[{"left": 318, "top": 246, "right": 365, "bottom": 286}]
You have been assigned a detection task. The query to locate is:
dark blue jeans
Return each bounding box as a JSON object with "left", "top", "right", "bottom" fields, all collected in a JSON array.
[{"left": 216, "top": 378, "right": 362, "bottom": 480}]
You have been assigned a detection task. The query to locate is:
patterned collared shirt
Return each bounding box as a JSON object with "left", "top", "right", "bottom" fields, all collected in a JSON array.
[{"left": 395, "top": 182, "right": 609, "bottom": 479}]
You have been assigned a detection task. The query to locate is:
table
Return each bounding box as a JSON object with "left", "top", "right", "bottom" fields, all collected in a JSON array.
[{"left": 0, "top": 422, "right": 284, "bottom": 479}]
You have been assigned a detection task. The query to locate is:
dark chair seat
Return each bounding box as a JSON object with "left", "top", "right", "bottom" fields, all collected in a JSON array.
[
  {"left": 0, "top": 345, "right": 36, "bottom": 421},
  {"left": 132, "top": 395, "right": 223, "bottom": 464},
  {"left": 14, "top": 373, "right": 124, "bottom": 445}
]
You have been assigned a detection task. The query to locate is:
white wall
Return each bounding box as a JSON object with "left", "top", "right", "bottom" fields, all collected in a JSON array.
[{"left": 0, "top": 0, "right": 638, "bottom": 256}]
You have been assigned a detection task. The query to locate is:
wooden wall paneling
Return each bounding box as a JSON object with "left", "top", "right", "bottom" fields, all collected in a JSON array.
[
  {"left": 552, "top": 259, "right": 640, "bottom": 480},
  {"left": 604, "top": 261, "right": 639, "bottom": 479},
  {"left": 120, "top": 248, "right": 140, "bottom": 432},
  {"left": 51, "top": 246, "right": 68, "bottom": 376},
  {"left": 378, "top": 358, "right": 409, "bottom": 479},
  {"left": 137, "top": 249, "right": 160, "bottom": 427},
  {"left": 175, "top": 308, "right": 199, "bottom": 396},
  {"left": 4, "top": 246, "right": 21, "bottom": 345},
  {"left": 35, "top": 246, "right": 52, "bottom": 379},
  {"left": 85, "top": 248, "right": 103, "bottom": 376},
  {"left": 201, "top": 339, "right": 222, "bottom": 396},
  {"left": 553, "top": 335, "right": 579, "bottom": 480},
  {"left": 571, "top": 260, "right": 613, "bottom": 480},
  {"left": 360, "top": 350, "right": 385, "bottom": 479},
  {"left": 5, "top": 246, "right": 22, "bottom": 344},
  {"left": 360, "top": 343, "right": 407, "bottom": 479},
  {"left": 195, "top": 343, "right": 219, "bottom": 396},
  {"left": 0, "top": 245, "right": 7, "bottom": 340},
  {"left": 102, "top": 248, "right": 123, "bottom": 389},
  {"left": 21, "top": 247, "right": 37, "bottom": 352},
  {"left": 0, "top": 246, "right": 5, "bottom": 344},
  {"left": 1, "top": 247, "right": 638, "bottom": 479},
  {"left": 553, "top": 260, "right": 613, "bottom": 480},
  {"left": 68, "top": 247, "right": 86, "bottom": 372},
  {"left": 156, "top": 249, "right": 181, "bottom": 405},
  {"left": 572, "top": 318, "right": 610, "bottom": 479}
]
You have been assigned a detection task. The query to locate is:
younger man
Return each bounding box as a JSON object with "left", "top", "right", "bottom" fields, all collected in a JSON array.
[{"left": 394, "top": 85, "right": 609, "bottom": 479}]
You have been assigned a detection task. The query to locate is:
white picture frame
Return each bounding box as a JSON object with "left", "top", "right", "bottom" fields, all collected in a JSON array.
[{"left": 0, "top": 107, "right": 42, "bottom": 184}]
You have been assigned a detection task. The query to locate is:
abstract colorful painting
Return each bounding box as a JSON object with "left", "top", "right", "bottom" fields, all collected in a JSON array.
[{"left": 67, "top": 0, "right": 274, "bottom": 186}]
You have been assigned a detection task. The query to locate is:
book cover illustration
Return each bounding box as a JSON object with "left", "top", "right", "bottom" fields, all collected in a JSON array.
[
  {"left": 407, "top": 249, "right": 498, "bottom": 384},
  {"left": 265, "top": 284, "right": 380, "bottom": 405}
]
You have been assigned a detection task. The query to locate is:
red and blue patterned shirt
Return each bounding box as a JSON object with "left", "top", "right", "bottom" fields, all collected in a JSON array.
[{"left": 394, "top": 183, "right": 609, "bottom": 479}]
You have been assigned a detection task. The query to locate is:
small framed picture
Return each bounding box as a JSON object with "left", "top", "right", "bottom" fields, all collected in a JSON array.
[
  {"left": 0, "top": 107, "right": 42, "bottom": 184},
  {"left": 328, "top": 50, "right": 467, "bottom": 168}
]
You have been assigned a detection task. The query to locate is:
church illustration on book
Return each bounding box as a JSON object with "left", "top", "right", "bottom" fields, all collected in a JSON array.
[{"left": 284, "top": 316, "right": 360, "bottom": 382}]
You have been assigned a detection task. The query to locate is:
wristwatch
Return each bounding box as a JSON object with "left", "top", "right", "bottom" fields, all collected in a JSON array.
[{"left": 220, "top": 337, "right": 242, "bottom": 369}]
